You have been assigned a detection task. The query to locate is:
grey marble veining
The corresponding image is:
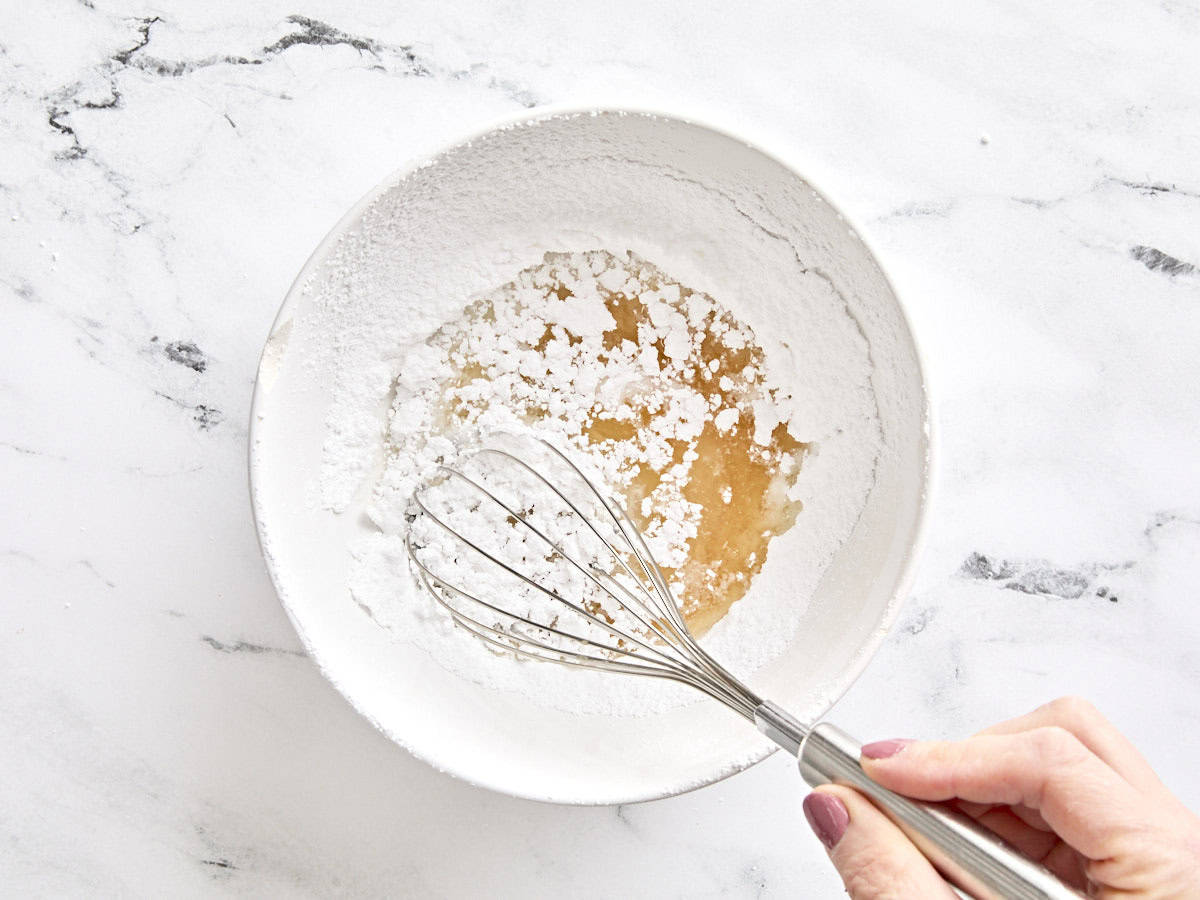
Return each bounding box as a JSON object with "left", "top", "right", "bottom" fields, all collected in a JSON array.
[{"left": 2, "top": 0, "right": 1199, "bottom": 895}]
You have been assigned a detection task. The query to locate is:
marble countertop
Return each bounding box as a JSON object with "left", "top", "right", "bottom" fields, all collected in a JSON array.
[{"left": 3, "top": 0, "right": 1199, "bottom": 895}]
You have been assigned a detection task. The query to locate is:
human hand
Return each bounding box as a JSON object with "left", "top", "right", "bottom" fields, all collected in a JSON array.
[{"left": 802, "top": 697, "right": 1200, "bottom": 898}]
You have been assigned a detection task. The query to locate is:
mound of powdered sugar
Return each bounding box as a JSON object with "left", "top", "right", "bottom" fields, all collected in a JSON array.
[
  {"left": 313, "top": 253, "right": 879, "bottom": 717},
  {"left": 294, "top": 120, "right": 883, "bottom": 719}
]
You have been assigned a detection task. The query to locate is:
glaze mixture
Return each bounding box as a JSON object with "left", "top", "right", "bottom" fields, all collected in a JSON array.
[{"left": 375, "top": 250, "right": 808, "bottom": 636}]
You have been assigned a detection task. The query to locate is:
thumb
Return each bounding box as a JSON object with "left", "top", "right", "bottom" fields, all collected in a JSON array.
[{"left": 804, "top": 785, "right": 958, "bottom": 899}]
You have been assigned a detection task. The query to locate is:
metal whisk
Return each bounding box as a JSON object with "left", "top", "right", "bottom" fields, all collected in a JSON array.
[{"left": 406, "top": 440, "right": 1080, "bottom": 900}]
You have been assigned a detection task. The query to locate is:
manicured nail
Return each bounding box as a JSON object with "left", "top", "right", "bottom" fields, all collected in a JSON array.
[
  {"left": 861, "top": 739, "right": 912, "bottom": 759},
  {"left": 803, "top": 792, "right": 849, "bottom": 849}
]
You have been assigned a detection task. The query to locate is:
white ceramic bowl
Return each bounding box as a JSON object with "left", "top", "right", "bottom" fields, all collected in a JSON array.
[{"left": 249, "top": 107, "right": 930, "bottom": 805}]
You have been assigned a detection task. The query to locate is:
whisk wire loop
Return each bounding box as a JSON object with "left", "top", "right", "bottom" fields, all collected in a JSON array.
[
  {"left": 413, "top": 470, "right": 697, "bottom": 671},
  {"left": 406, "top": 441, "right": 763, "bottom": 721}
]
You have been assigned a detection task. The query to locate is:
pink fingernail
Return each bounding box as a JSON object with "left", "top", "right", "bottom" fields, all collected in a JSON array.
[
  {"left": 861, "top": 739, "right": 912, "bottom": 759},
  {"left": 803, "top": 792, "right": 849, "bottom": 849}
]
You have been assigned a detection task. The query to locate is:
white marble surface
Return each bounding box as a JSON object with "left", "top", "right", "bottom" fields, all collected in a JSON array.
[{"left": 3, "top": 0, "right": 1200, "bottom": 895}]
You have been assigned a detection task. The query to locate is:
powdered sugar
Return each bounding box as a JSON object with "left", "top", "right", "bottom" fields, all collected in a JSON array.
[{"left": 294, "top": 114, "right": 884, "bottom": 719}]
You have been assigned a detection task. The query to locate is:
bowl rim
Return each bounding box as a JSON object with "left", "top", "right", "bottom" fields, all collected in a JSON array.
[{"left": 247, "top": 102, "right": 936, "bottom": 805}]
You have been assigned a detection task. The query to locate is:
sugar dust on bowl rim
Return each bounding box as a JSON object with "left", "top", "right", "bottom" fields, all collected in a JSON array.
[{"left": 248, "top": 105, "right": 931, "bottom": 805}]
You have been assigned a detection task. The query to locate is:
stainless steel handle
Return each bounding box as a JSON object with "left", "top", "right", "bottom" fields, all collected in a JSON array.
[{"left": 755, "top": 704, "right": 1085, "bottom": 899}]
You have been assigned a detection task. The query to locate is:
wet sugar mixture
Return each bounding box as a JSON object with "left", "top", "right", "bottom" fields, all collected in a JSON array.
[
  {"left": 379, "top": 250, "right": 809, "bottom": 636},
  {"left": 327, "top": 236, "right": 884, "bottom": 717}
]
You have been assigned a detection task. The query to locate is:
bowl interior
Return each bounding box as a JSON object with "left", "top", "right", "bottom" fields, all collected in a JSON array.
[{"left": 250, "top": 110, "right": 929, "bottom": 804}]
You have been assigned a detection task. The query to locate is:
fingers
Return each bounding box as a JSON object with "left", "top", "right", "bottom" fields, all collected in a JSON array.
[
  {"left": 975, "top": 696, "right": 1165, "bottom": 797},
  {"left": 804, "top": 786, "right": 957, "bottom": 900},
  {"left": 860, "top": 727, "right": 1151, "bottom": 859}
]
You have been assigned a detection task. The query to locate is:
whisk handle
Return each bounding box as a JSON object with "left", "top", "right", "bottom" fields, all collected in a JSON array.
[{"left": 756, "top": 708, "right": 1084, "bottom": 900}]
